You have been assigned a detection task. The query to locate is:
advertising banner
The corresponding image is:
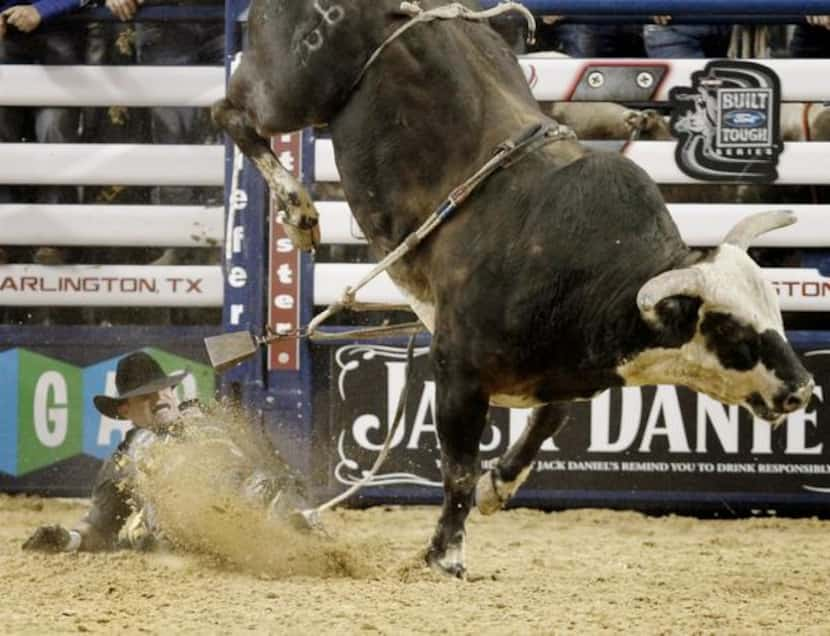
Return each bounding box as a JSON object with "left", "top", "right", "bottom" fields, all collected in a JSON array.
[{"left": 315, "top": 342, "right": 830, "bottom": 512}]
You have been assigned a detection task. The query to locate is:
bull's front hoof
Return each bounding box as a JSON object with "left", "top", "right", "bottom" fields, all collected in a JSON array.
[
  {"left": 279, "top": 211, "right": 320, "bottom": 252},
  {"left": 426, "top": 547, "right": 467, "bottom": 580},
  {"left": 475, "top": 470, "right": 505, "bottom": 516}
]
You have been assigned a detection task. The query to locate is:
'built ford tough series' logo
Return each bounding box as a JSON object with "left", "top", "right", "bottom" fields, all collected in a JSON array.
[{"left": 670, "top": 60, "right": 782, "bottom": 183}]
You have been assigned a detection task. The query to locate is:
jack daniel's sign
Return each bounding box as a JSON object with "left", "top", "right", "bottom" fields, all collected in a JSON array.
[{"left": 317, "top": 344, "right": 830, "bottom": 507}]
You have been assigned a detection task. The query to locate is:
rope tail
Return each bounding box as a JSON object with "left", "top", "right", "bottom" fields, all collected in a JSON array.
[{"left": 300, "top": 334, "right": 418, "bottom": 523}]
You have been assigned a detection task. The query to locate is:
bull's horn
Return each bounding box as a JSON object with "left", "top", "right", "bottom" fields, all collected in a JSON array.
[
  {"left": 637, "top": 268, "right": 704, "bottom": 326},
  {"left": 723, "top": 209, "right": 796, "bottom": 250}
]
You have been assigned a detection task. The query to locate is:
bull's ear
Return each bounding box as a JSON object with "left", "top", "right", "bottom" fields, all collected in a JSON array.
[{"left": 652, "top": 295, "right": 702, "bottom": 347}]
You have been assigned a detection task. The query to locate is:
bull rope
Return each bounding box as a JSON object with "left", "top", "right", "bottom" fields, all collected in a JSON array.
[{"left": 299, "top": 334, "right": 417, "bottom": 526}]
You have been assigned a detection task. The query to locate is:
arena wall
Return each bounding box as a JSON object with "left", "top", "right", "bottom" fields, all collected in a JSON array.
[{"left": 2, "top": 0, "right": 830, "bottom": 514}]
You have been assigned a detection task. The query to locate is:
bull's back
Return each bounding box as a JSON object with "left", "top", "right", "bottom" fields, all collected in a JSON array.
[
  {"left": 538, "top": 150, "right": 682, "bottom": 255},
  {"left": 448, "top": 149, "right": 687, "bottom": 291}
]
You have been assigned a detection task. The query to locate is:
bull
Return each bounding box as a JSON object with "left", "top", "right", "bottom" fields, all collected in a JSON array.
[{"left": 213, "top": 0, "right": 815, "bottom": 578}]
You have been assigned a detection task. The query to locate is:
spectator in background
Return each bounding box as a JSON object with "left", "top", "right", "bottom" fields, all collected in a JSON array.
[
  {"left": 0, "top": 0, "right": 88, "bottom": 216},
  {"left": 489, "top": 11, "right": 529, "bottom": 54},
  {"left": 643, "top": 17, "right": 732, "bottom": 58},
  {"left": 539, "top": 20, "right": 646, "bottom": 57},
  {"left": 1, "top": 0, "right": 85, "bottom": 33},
  {"left": 107, "top": 0, "right": 224, "bottom": 209},
  {"left": 1, "top": 0, "right": 90, "bottom": 324},
  {"left": 790, "top": 16, "right": 830, "bottom": 58},
  {"left": 105, "top": 0, "right": 224, "bottom": 325}
]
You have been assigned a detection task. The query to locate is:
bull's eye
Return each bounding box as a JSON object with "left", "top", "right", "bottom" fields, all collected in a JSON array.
[
  {"left": 700, "top": 312, "right": 761, "bottom": 371},
  {"left": 729, "top": 339, "right": 760, "bottom": 371},
  {"left": 715, "top": 322, "right": 732, "bottom": 337}
]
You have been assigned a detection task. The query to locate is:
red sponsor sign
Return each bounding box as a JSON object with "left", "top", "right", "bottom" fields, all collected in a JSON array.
[{"left": 268, "top": 134, "right": 303, "bottom": 371}]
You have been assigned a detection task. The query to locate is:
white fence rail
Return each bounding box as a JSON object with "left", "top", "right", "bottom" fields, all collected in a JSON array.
[
  {"left": 0, "top": 65, "right": 224, "bottom": 107},
  {"left": 519, "top": 57, "right": 830, "bottom": 102},
  {"left": 318, "top": 202, "right": 830, "bottom": 248},
  {"left": 0, "top": 204, "right": 223, "bottom": 247},
  {"left": 313, "top": 264, "right": 830, "bottom": 313},
  {"left": 314, "top": 139, "right": 830, "bottom": 185},
  {"left": 0, "top": 144, "right": 223, "bottom": 186},
  {"left": 1, "top": 59, "right": 825, "bottom": 107},
  {"left": 669, "top": 204, "right": 830, "bottom": 247}
]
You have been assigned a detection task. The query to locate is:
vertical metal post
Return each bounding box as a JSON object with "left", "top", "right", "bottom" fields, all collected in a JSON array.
[{"left": 220, "top": 0, "right": 268, "bottom": 413}]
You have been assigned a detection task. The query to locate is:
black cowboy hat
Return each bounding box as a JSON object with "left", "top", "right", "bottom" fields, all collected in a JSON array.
[{"left": 93, "top": 352, "right": 188, "bottom": 420}]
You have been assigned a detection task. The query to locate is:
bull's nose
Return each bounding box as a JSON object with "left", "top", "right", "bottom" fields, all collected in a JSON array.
[{"left": 780, "top": 378, "right": 816, "bottom": 413}]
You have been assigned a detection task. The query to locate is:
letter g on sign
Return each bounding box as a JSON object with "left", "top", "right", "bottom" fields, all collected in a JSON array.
[{"left": 34, "top": 371, "right": 68, "bottom": 448}]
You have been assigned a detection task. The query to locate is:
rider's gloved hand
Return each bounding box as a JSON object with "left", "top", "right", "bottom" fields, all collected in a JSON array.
[{"left": 22, "top": 525, "right": 75, "bottom": 552}]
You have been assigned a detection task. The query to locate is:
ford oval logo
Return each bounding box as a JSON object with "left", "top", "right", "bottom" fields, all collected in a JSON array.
[{"left": 724, "top": 110, "right": 766, "bottom": 127}]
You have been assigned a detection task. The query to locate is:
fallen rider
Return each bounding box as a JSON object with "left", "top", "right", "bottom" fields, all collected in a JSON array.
[{"left": 22, "top": 352, "right": 312, "bottom": 553}]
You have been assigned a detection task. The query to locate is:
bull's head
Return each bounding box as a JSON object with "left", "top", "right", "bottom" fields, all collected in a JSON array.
[
  {"left": 634, "top": 210, "right": 815, "bottom": 424},
  {"left": 242, "top": 0, "right": 388, "bottom": 131}
]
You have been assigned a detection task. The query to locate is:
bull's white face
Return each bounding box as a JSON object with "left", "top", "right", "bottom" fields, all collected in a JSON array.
[{"left": 620, "top": 245, "right": 814, "bottom": 424}]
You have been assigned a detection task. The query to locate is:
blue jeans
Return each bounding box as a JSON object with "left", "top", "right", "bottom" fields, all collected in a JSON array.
[
  {"left": 643, "top": 25, "right": 732, "bottom": 58},
  {"left": 0, "top": 26, "right": 84, "bottom": 205},
  {"left": 136, "top": 21, "right": 224, "bottom": 205},
  {"left": 489, "top": 13, "right": 528, "bottom": 54},
  {"left": 553, "top": 24, "right": 645, "bottom": 58},
  {"left": 789, "top": 25, "right": 830, "bottom": 58}
]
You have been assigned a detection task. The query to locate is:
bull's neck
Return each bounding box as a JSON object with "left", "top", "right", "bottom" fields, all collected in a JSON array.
[{"left": 604, "top": 248, "right": 705, "bottom": 372}]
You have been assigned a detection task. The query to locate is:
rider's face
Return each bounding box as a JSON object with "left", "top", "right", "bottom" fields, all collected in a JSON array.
[{"left": 117, "top": 388, "right": 180, "bottom": 432}]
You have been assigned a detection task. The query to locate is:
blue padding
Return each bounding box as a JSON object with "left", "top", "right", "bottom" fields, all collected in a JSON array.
[{"left": 0, "top": 350, "right": 19, "bottom": 476}]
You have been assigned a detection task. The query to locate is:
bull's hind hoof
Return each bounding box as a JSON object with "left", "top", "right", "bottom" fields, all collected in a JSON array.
[
  {"left": 475, "top": 470, "right": 506, "bottom": 516},
  {"left": 426, "top": 547, "right": 467, "bottom": 579},
  {"left": 475, "top": 466, "right": 532, "bottom": 515}
]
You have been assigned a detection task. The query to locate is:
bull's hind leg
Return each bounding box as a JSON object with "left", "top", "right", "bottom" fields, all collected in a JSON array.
[
  {"left": 476, "top": 402, "right": 571, "bottom": 515},
  {"left": 211, "top": 98, "right": 319, "bottom": 251},
  {"left": 427, "top": 346, "right": 488, "bottom": 579}
]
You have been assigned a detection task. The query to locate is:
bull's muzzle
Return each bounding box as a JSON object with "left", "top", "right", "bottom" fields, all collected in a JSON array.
[
  {"left": 747, "top": 372, "right": 815, "bottom": 425},
  {"left": 775, "top": 376, "right": 816, "bottom": 415}
]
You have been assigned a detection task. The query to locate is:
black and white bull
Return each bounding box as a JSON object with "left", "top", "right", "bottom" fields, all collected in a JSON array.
[{"left": 213, "top": 0, "right": 815, "bottom": 577}]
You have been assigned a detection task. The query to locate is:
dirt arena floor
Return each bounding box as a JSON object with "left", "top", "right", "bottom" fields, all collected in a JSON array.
[{"left": 3, "top": 494, "right": 830, "bottom": 635}]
